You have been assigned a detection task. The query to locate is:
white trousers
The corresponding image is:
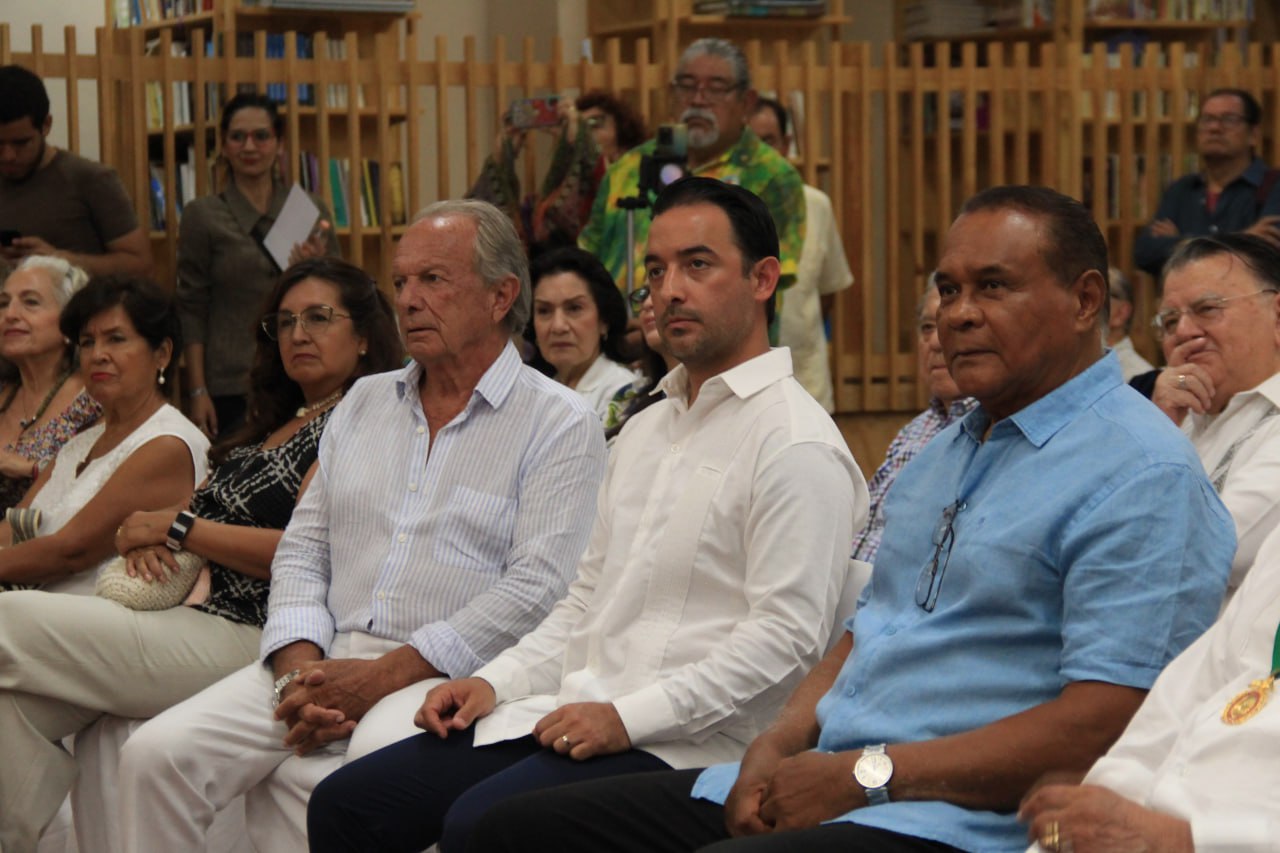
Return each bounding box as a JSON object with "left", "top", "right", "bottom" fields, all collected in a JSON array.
[
  {"left": 0, "top": 591, "right": 261, "bottom": 853},
  {"left": 118, "top": 633, "right": 442, "bottom": 853}
]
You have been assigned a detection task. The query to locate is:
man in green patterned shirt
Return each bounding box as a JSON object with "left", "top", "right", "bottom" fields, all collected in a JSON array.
[{"left": 579, "top": 38, "right": 805, "bottom": 315}]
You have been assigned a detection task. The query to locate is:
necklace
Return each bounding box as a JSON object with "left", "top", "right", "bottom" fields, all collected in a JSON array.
[
  {"left": 0, "top": 369, "right": 71, "bottom": 432},
  {"left": 1221, "top": 618, "right": 1280, "bottom": 725},
  {"left": 296, "top": 388, "right": 343, "bottom": 419}
]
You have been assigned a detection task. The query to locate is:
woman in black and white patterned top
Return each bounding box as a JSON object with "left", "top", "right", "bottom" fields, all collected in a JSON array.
[{"left": 0, "top": 257, "right": 402, "bottom": 848}]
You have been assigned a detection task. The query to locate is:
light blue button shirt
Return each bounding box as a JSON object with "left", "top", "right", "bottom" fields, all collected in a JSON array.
[
  {"left": 694, "top": 353, "right": 1235, "bottom": 852},
  {"left": 260, "top": 343, "right": 607, "bottom": 678}
]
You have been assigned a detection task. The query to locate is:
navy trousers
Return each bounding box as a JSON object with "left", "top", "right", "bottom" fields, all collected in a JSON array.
[
  {"left": 467, "top": 768, "right": 969, "bottom": 853},
  {"left": 306, "top": 728, "right": 670, "bottom": 852}
]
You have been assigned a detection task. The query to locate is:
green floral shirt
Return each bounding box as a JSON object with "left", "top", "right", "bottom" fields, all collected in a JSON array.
[{"left": 579, "top": 129, "right": 806, "bottom": 301}]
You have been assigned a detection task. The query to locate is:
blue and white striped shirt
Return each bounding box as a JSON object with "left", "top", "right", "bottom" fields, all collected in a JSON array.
[{"left": 260, "top": 343, "right": 607, "bottom": 678}]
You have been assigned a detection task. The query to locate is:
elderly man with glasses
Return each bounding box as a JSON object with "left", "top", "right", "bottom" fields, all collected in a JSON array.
[
  {"left": 462, "top": 186, "right": 1235, "bottom": 853},
  {"left": 579, "top": 38, "right": 805, "bottom": 319},
  {"left": 1149, "top": 232, "right": 1280, "bottom": 606},
  {"left": 1135, "top": 88, "right": 1280, "bottom": 277}
]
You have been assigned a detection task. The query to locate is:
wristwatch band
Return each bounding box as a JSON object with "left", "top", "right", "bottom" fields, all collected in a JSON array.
[
  {"left": 165, "top": 509, "right": 197, "bottom": 551},
  {"left": 272, "top": 668, "right": 302, "bottom": 709}
]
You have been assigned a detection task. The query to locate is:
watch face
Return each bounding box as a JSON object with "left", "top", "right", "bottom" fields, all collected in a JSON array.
[{"left": 854, "top": 752, "right": 893, "bottom": 789}]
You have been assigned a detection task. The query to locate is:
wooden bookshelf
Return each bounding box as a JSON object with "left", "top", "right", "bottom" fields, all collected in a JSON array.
[{"left": 105, "top": 0, "right": 416, "bottom": 288}]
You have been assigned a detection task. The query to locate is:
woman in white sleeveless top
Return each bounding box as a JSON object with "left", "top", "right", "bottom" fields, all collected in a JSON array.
[{"left": 0, "top": 275, "right": 208, "bottom": 594}]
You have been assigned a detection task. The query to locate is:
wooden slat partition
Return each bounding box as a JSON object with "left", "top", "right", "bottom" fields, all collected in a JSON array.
[{"left": 6, "top": 24, "right": 1280, "bottom": 412}]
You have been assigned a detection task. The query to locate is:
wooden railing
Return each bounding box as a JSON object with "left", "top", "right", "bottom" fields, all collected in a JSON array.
[{"left": 3, "top": 24, "right": 1278, "bottom": 412}]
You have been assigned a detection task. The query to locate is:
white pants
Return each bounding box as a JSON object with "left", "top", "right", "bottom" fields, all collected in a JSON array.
[
  {"left": 118, "top": 633, "right": 442, "bottom": 853},
  {"left": 0, "top": 591, "right": 260, "bottom": 853}
]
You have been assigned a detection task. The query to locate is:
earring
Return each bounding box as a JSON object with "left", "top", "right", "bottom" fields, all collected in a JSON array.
[
  {"left": 359, "top": 348, "right": 367, "bottom": 356},
  {"left": 157, "top": 368, "right": 166, "bottom": 386}
]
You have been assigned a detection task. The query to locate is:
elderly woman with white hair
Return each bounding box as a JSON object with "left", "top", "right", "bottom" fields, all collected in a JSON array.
[{"left": 0, "top": 255, "right": 101, "bottom": 511}]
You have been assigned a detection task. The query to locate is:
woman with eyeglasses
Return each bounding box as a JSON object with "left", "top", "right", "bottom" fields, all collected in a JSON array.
[
  {"left": 468, "top": 90, "right": 646, "bottom": 252},
  {"left": 176, "top": 92, "right": 340, "bottom": 440},
  {"left": 604, "top": 284, "right": 676, "bottom": 444},
  {"left": 0, "top": 258, "right": 402, "bottom": 850}
]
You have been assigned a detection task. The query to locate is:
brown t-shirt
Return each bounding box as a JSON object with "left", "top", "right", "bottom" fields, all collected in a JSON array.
[{"left": 0, "top": 149, "right": 139, "bottom": 254}]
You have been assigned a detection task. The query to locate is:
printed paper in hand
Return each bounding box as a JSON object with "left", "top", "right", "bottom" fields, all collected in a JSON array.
[{"left": 263, "top": 184, "right": 322, "bottom": 270}]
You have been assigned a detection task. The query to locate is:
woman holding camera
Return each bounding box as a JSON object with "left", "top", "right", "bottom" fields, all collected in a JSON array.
[{"left": 469, "top": 90, "right": 646, "bottom": 252}]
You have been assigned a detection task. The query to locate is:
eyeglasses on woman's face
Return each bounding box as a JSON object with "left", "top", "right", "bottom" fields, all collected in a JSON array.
[{"left": 262, "top": 304, "right": 351, "bottom": 340}]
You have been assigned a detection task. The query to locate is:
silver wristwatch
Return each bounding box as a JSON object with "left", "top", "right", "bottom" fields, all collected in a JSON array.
[
  {"left": 853, "top": 743, "right": 894, "bottom": 806},
  {"left": 271, "top": 668, "right": 301, "bottom": 709}
]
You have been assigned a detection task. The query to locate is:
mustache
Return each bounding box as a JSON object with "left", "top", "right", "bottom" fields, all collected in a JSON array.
[
  {"left": 680, "top": 107, "right": 718, "bottom": 126},
  {"left": 660, "top": 306, "right": 700, "bottom": 325}
]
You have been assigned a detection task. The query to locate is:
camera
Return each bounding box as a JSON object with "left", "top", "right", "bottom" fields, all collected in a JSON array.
[{"left": 639, "top": 124, "right": 689, "bottom": 196}]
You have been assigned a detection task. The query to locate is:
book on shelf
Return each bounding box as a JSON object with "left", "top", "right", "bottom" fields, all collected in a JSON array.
[
  {"left": 306, "top": 155, "right": 401, "bottom": 230},
  {"left": 118, "top": 0, "right": 212, "bottom": 25},
  {"left": 1087, "top": 0, "right": 1253, "bottom": 22},
  {"left": 691, "top": 1, "right": 827, "bottom": 17}
]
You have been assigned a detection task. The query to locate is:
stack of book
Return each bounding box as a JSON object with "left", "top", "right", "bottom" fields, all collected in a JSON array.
[{"left": 692, "top": 1, "right": 826, "bottom": 16}]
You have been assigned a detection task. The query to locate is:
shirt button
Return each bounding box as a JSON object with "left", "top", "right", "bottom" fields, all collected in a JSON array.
[
  {"left": 397, "top": 533, "right": 407, "bottom": 543},
  {"left": 416, "top": 426, "right": 426, "bottom": 434},
  {"left": 408, "top": 483, "right": 418, "bottom": 492},
  {"left": 670, "top": 444, "right": 680, "bottom": 453},
  {"left": 377, "top": 591, "right": 386, "bottom": 600}
]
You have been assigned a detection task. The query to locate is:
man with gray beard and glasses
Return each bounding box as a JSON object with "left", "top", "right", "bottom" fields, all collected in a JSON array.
[{"left": 579, "top": 38, "right": 806, "bottom": 329}]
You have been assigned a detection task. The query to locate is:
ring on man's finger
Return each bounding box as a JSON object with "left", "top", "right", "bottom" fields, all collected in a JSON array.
[
  {"left": 1177, "top": 373, "right": 1188, "bottom": 391},
  {"left": 1040, "top": 820, "right": 1061, "bottom": 852},
  {"left": 559, "top": 734, "right": 571, "bottom": 747}
]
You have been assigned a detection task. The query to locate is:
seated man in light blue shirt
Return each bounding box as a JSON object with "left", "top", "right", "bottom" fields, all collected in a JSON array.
[
  {"left": 114, "top": 199, "right": 608, "bottom": 853},
  {"left": 468, "top": 185, "right": 1236, "bottom": 853}
]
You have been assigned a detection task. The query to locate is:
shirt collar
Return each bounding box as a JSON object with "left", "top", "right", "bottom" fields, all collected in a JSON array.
[
  {"left": 1197, "top": 370, "right": 1280, "bottom": 425},
  {"left": 1193, "top": 157, "right": 1268, "bottom": 189},
  {"left": 961, "top": 351, "right": 1122, "bottom": 448},
  {"left": 395, "top": 341, "right": 523, "bottom": 411},
  {"left": 656, "top": 347, "right": 793, "bottom": 405},
  {"left": 931, "top": 396, "right": 978, "bottom": 419},
  {"left": 690, "top": 128, "right": 759, "bottom": 176}
]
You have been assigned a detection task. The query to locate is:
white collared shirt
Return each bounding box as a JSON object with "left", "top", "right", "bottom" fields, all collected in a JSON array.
[
  {"left": 473, "top": 348, "right": 868, "bottom": 769},
  {"left": 1185, "top": 370, "right": 1280, "bottom": 604},
  {"left": 260, "top": 344, "right": 607, "bottom": 677},
  {"left": 1077, "top": 523, "right": 1280, "bottom": 851}
]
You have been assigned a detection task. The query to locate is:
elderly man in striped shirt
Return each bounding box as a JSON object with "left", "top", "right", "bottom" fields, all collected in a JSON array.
[{"left": 115, "top": 200, "right": 608, "bottom": 852}]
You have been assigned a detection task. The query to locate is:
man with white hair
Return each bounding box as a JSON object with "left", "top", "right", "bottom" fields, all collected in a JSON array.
[
  {"left": 114, "top": 199, "right": 608, "bottom": 852},
  {"left": 580, "top": 38, "right": 805, "bottom": 307}
]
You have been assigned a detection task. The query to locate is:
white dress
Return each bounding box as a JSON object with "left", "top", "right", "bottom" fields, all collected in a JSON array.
[{"left": 32, "top": 403, "right": 210, "bottom": 596}]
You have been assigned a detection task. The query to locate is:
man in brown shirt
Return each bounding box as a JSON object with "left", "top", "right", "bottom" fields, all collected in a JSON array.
[{"left": 0, "top": 65, "right": 152, "bottom": 277}]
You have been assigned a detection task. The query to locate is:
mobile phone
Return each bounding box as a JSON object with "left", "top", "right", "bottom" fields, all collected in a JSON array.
[
  {"left": 508, "top": 97, "right": 561, "bottom": 130},
  {"left": 0, "top": 230, "right": 21, "bottom": 247}
]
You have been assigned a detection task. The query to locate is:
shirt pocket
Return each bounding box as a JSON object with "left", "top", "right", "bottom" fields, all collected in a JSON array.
[{"left": 430, "top": 485, "right": 518, "bottom": 573}]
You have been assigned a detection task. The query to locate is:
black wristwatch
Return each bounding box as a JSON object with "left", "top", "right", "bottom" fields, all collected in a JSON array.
[{"left": 165, "top": 510, "right": 197, "bottom": 551}]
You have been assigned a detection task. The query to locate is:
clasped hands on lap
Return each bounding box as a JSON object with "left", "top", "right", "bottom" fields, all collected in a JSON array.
[{"left": 415, "top": 677, "right": 632, "bottom": 760}]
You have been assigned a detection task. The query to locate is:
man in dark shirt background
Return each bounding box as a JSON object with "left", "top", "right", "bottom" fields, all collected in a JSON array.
[{"left": 1134, "top": 88, "right": 1280, "bottom": 278}]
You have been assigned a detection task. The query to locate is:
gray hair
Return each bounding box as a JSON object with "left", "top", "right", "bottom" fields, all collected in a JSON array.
[
  {"left": 678, "top": 38, "right": 750, "bottom": 91},
  {"left": 1108, "top": 266, "right": 1134, "bottom": 333},
  {"left": 411, "top": 199, "right": 532, "bottom": 334},
  {"left": 916, "top": 272, "right": 939, "bottom": 324},
  {"left": 13, "top": 254, "right": 89, "bottom": 307}
]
